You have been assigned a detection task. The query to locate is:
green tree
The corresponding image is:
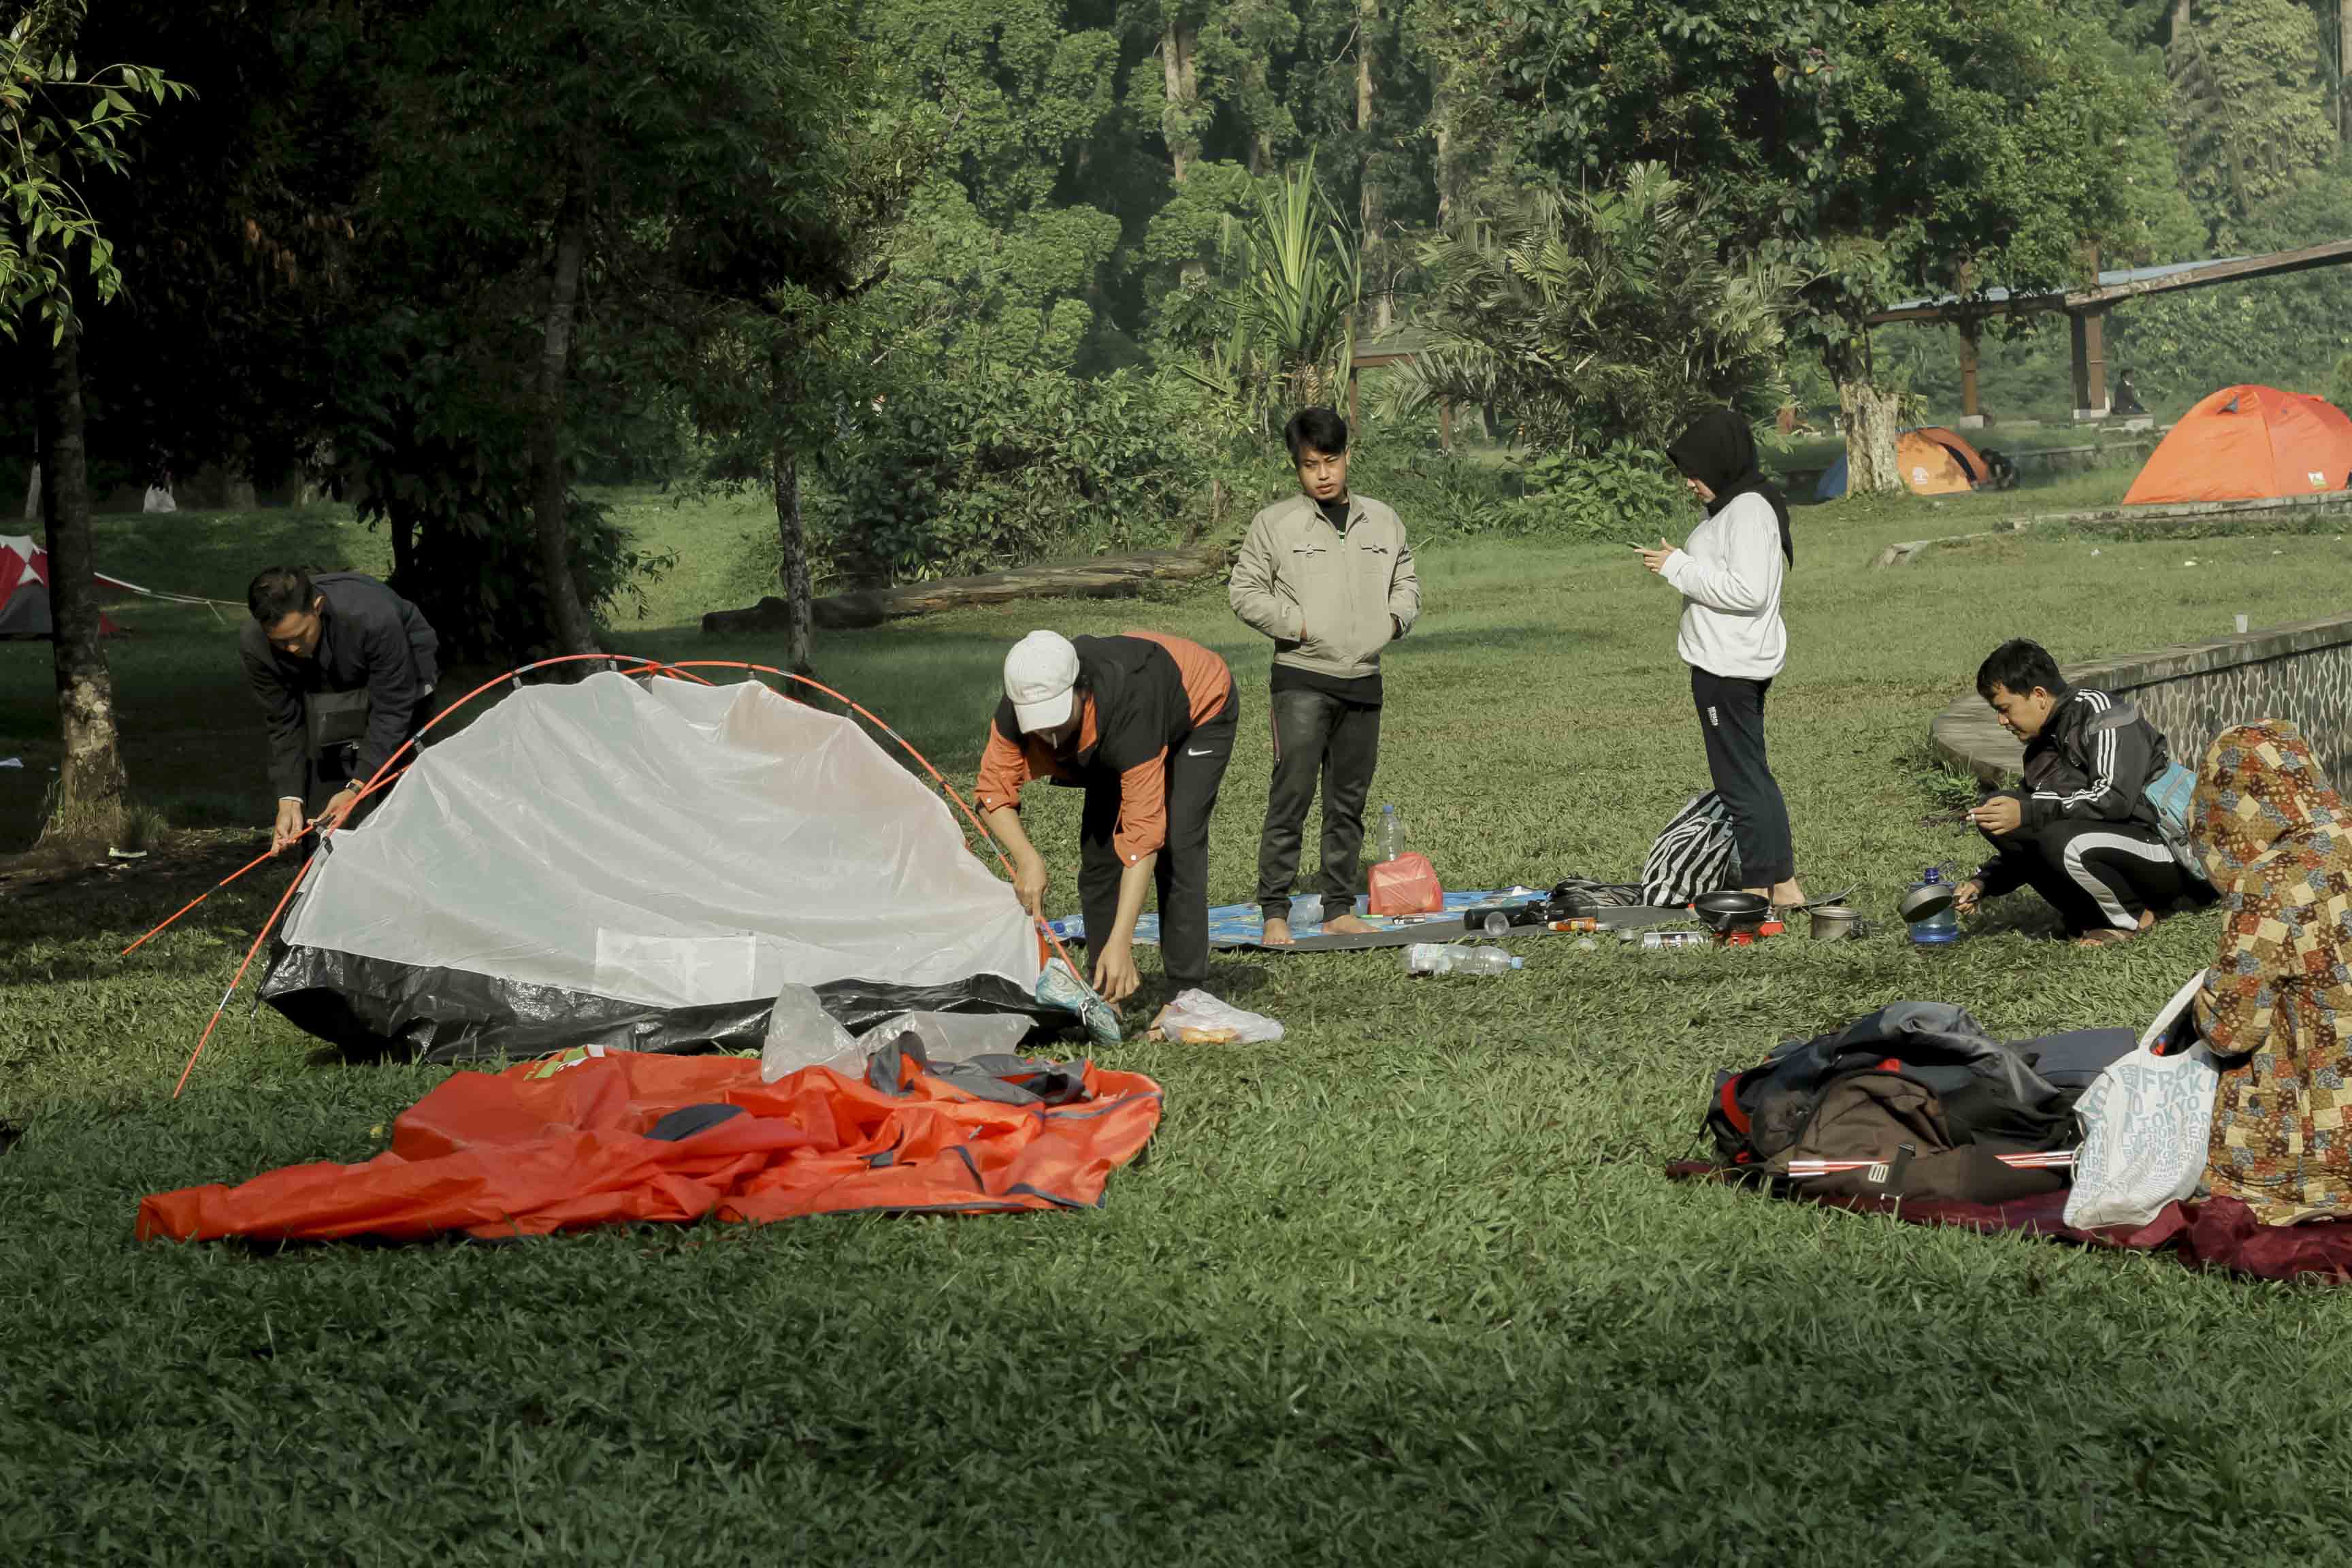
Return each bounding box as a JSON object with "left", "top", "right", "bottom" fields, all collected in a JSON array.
[
  {"left": 1482, "top": 0, "right": 2155, "bottom": 490},
  {"left": 1184, "top": 152, "right": 1361, "bottom": 415},
  {"left": 0, "top": 1, "right": 180, "bottom": 843},
  {"left": 2168, "top": 0, "right": 2339, "bottom": 243},
  {"left": 1396, "top": 165, "right": 1791, "bottom": 455}
]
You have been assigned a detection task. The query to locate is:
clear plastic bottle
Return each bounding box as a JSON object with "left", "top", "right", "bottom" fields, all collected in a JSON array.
[
  {"left": 1376, "top": 803, "right": 1404, "bottom": 864},
  {"left": 1908, "top": 867, "right": 1961, "bottom": 945},
  {"left": 1405, "top": 943, "right": 1523, "bottom": 976}
]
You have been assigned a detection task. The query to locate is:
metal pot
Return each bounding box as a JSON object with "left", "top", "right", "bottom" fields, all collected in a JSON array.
[
  {"left": 1808, "top": 904, "right": 1865, "bottom": 941},
  {"left": 1690, "top": 890, "right": 1771, "bottom": 934}
]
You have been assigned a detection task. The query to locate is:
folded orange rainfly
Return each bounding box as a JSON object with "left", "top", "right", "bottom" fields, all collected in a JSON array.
[{"left": 137, "top": 1047, "right": 1162, "bottom": 1243}]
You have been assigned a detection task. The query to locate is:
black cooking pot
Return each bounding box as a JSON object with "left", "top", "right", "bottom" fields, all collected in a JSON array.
[{"left": 1690, "top": 890, "right": 1771, "bottom": 934}]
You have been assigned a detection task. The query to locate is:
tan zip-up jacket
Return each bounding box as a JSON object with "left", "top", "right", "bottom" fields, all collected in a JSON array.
[{"left": 1229, "top": 492, "right": 1420, "bottom": 681}]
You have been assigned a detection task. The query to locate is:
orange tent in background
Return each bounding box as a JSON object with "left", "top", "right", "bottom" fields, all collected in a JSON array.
[
  {"left": 1814, "top": 427, "right": 1988, "bottom": 499},
  {"left": 2124, "top": 385, "right": 2352, "bottom": 506},
  {"left": 1904, "top": 427, "right": 1989, "bottom": 495}
]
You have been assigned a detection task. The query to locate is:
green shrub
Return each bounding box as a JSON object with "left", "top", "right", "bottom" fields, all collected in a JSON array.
[
  {"left": 1516, "top": 444, "right": 1690, "bottom": 542},
  {"left": 834, "top": 363, "right": 1201, "bottom": 581}
]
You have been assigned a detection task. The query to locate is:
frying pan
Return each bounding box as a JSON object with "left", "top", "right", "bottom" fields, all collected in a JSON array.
[
  {"left": 1690, "top": 890, "right": 1771, "bottom": 934},
  {"left": 1897, "top": 882, "right": 1957, "bottom": 923}
]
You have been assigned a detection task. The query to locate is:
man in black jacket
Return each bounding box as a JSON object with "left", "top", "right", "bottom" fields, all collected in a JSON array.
[
  {"left": 1953, "top": 639, "right": 2197, "bottom": 944},
  {"left": 240, "top": 567, "right": 439, "bottom": 854}
]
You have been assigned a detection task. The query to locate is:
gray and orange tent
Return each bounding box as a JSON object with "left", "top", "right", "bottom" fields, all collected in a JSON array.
[
  {"left": 1814, "top": 427, "right": 1991, "bottom": 500},
  {"left": 2124, "top": 385, "right": 2352, "bottom": 505}
]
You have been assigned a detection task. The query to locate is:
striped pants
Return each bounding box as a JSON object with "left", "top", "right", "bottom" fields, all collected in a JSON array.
[{"left": 1978, "top": 818, "right": 2190, "bottom": 935}]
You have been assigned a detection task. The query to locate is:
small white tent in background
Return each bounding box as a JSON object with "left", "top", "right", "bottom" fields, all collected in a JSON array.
[
  {"left": 142, "top": 485, "right": 176, "bottom": 514},
  {"left": 263, "top": 670, "right": 1050, "bottom": 1063}
]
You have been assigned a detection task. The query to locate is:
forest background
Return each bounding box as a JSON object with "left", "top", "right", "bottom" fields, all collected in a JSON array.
[{"left": 5, "top": 0, "right": 2351, "bottom": 840}]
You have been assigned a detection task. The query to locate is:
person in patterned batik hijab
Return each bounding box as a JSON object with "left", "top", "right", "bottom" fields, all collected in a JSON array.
[{"left": 2191, "top": 720, "right": 2352, "bottom": 1222}]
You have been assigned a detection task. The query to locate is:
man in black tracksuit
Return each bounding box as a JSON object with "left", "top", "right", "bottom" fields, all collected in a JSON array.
[
  {"left": 241, "top": 566, "right": 439, "bottom": 854},
  {"left": 1954, "top": 639, "right": 2200, "bottom": 943}
]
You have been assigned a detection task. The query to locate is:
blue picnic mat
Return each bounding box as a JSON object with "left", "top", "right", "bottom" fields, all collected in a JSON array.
[{"left": 1047, "top": 888, "right": 1545, "bottom": 951}]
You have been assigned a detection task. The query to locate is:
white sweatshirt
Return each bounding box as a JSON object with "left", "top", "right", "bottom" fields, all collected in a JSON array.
[{"left": 1660, "top": 491, "right": 1786, "bottom": 680}]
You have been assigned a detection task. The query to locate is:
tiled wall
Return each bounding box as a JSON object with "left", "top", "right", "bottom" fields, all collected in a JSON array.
[{"left": 2070, "top": 617, "right": 2352, "bottom": 783}]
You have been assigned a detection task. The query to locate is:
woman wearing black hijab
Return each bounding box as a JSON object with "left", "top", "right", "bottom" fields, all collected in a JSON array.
[{"left": 1637, "top": 408, "right": 1805, "bottom": 907}]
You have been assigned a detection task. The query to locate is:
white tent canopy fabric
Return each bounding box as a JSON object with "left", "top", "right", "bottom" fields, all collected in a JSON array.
[{"left": 267, "top": 672, "right": 1043, "bottom": 1060}]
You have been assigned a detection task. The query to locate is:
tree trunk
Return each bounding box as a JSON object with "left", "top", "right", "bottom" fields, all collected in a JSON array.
[
  {"left": 1357, "top": 0, "right": 1390, "bottom": 335},
  {"left": 770, "top": 436, "right": 814, "bottom": 675},
  {"left": 531, "top": 166, "right": 600, "bottom": 659},
  {"left": 35, "top": 325, "right": 129, "bottom": 844},
  {"left": 1161, "top": 22, "right": 1199, "bottom": 184},
  {"left": 2170, "top": 0, "right": 2189, "bottom": 47},
  {"left": 388, "top": 504, "right": 416, "bottom": 587},
  {"left": 22, "top": 461, "right": 39, "bottom": 523},
  {"left": 1835, "top": 375, "right": 1904, "bottom": 495},
  {"left": 2339, "top": 0, "right": 2351, "bottom": 143}
]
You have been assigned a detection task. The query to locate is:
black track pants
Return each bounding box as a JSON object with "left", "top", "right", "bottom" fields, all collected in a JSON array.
[{"left": 1690, "top": 666, "right": 1795, "bottom": 888}]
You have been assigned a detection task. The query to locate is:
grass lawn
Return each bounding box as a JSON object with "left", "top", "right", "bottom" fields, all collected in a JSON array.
[{"left": 7, "top": 480, "right": 2352, "bottom": 1563}]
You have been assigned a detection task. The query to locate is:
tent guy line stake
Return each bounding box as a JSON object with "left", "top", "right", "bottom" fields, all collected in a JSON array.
[{"left": 172, "top": 848, "right": 316, "bottom": 1099}]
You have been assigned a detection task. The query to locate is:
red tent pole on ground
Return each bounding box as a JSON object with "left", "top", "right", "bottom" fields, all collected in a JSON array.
[{"left": 171, "top": 848, "right": 316, "bottom": 1098}]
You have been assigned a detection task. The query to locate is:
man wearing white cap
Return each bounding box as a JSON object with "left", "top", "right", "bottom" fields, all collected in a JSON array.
[{"left": 976, "top": 628, "right": 1237, "bottom": 1004}]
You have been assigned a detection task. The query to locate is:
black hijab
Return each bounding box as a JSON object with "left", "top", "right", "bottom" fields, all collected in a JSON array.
[{"left": 1666, "top": 409, "right": 1793, "bottom": 566}]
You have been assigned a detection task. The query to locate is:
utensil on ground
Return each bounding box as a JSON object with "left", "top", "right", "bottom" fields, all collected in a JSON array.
[
  {"left": 1808, "top": 904, "right": 1865, "bottom": 941},
  {"left": 1691, "top": 890, "right": 1772, "bottom": 934},
  {"left": 1898, "top": 881, "right": 1957, "bottom": 924}
]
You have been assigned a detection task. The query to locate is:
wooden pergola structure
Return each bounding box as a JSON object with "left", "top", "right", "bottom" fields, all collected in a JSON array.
[
  {"left": 1865, "top": 238, "right": 2352, "bottom": 425},
  {"left": 1345, "top": 325, "right": 1460, "bottom": 447}
]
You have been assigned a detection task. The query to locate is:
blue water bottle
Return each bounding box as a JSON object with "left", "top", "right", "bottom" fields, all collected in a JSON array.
[{"left": 1906, "top": 867, "right": 1961, "bottom": 945}]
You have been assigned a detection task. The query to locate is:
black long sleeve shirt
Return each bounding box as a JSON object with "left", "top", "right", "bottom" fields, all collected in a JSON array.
[{"left": 238, "top": 573, "right": 439, "bottom": 800}]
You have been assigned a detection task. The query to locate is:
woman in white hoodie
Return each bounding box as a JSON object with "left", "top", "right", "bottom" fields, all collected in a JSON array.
[{"left": 1637, "top": 410, "right": 1806, "bottom": 909}]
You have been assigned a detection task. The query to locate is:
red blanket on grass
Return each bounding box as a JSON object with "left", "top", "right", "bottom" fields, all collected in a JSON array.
[
  {"left": 1666, "top": 1162, "right": 2352, "bottom": 1283},
  {"left": 140, "top": 1050, "right": 1162, "bottom": 1243}
]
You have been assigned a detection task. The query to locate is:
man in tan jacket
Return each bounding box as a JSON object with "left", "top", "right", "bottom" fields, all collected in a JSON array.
[{"left": 1229, "top": 408, "right": 1420, "bottom": 944}]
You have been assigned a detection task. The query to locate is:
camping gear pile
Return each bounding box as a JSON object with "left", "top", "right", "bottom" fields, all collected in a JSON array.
[{"left": 1678, "top": 986, "right": 2352, "bottom": 1282}]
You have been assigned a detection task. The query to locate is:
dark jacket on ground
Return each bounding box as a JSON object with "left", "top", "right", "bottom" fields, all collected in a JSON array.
[
  {"left": 1974, "top": 684, "right": 2170, "bottom": 891},
  {"left": 240, "top": 572, "right": 439, "bottom": 800}
]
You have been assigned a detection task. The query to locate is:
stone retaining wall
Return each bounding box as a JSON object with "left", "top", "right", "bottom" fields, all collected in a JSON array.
[{"left": 1930, "top": 612, "right": 2352, "bottom": 785}]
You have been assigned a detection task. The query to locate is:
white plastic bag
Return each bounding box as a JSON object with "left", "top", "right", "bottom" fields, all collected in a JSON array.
[
  {"left": 857, "top": 1010, "right": 1033, "bottom": 1064},
  {"left": 2064, "top": 970, "right": 2220, "bottom": 1230},
  {"left": 759, "top": 983, "right": 865, "bottom": 1082},
  {"left": 1147, "top": 989, "right": 1284, "bottom": 1045}
]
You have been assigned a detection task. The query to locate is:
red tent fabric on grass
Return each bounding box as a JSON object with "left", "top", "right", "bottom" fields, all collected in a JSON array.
[
  {"left": 1666, "top": 1163, "right": 2352, "bottom": 1283},
  {"left": 138, "top": 1049, "right": 1162, "bottom": 1243}
]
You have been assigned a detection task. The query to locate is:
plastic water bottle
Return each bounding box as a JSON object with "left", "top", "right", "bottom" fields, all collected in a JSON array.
[
  {"left": 1405, "top": 943, "right": 1522, "bottom": 976},
  {"left": 1377, "top": 803, "right": 1404, "bottom": 864},
  {"left": 1908, "top": 867, "right": 1960, "bottom": 945}
]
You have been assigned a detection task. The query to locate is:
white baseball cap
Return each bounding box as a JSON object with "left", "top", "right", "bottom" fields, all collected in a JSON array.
[{"left": 1004, "top": 630, "right": 1080, "bottom": 732}]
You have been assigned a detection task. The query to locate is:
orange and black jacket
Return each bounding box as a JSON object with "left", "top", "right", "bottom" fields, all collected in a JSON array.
[{"left": 975, "top": 632, "right": 1231, "bottom": 866}]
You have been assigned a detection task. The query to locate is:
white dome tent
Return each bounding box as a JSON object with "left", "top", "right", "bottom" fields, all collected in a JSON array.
[{"left": 262, "top": 668, "right": 1050, "bottom": 1063}]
